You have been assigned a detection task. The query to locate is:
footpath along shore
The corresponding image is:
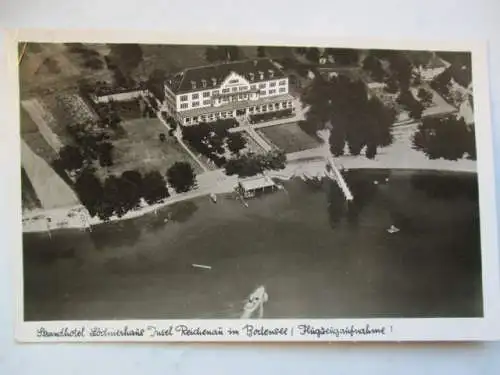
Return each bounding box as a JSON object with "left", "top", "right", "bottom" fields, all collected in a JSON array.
[{"left": 22, "top": 126, "right": 477, "bottom": 234}]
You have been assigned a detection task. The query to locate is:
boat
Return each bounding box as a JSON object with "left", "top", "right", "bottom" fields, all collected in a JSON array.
[
  {"left": 209, "top": 193, "right": 217, "bottom": 203},
  {"left": 241, "top": 286, "right": 268, "bottom": 318},
  {"left": 387, "top": 225, "right": 400, "bottom": 234}
]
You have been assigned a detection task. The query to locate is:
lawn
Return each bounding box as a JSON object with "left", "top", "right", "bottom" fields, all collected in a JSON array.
[
  {"left": 95, "top": 118, "right": 203, "bottom": 180},
  {"left": 259, "top": 122, "right": 321, "bottom": 153}
]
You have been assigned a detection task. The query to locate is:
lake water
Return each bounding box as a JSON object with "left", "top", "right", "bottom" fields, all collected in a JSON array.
[{"left": 23, "top": 170, "right": 483, "bottom": 320}]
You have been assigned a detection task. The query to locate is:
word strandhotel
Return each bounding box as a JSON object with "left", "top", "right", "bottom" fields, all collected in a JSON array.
[{"left": 162, "top": 58, "right": 295, "bottom": 125}]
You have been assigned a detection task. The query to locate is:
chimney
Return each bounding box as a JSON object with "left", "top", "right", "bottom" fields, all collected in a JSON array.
[
  {"left": 259, "top": 71, "right": 264, "bottom": 80},
  {"left": 191, "top": 80, "right": 196, "bottom": 89},
  {"left": 211, "top": 77, "right": 217, "bottom": 86}
]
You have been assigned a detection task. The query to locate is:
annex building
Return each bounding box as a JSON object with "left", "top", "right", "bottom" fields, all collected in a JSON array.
[{"left": 163, "top": 58, "right": 294, "bottom": 125}]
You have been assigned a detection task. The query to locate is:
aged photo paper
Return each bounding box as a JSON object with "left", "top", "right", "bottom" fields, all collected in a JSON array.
[{"left": 6, "top": 29, "right": 500, "bottom": 342}]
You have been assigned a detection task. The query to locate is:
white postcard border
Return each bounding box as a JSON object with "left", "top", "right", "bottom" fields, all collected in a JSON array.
[{"left": 5, "top": 29, "right": 500, "bottom": 342}]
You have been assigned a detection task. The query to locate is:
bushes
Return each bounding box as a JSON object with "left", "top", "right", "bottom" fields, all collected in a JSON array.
[
  {"left": 225, "top": 150, "right": 287, "bottom": 178},
  {"left": 249, "top": 108, "right": 293, "bottom": 124},
  {"left": 181, "top": 118, "right": 242, "bottom": 165}
]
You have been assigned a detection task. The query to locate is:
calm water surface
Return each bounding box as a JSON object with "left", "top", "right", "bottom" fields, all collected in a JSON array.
[{"left": 23, "top": 170, "right": 483, "bottom": 320}]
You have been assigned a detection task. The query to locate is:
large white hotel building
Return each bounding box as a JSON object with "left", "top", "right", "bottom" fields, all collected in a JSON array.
[{"left": 162, "top": 58, "right": 294, "bottom": 125}]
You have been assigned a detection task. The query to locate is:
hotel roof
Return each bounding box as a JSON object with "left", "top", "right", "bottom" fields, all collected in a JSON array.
[{"left": 166, "top": 59, "right": 286, "bottom": 94}]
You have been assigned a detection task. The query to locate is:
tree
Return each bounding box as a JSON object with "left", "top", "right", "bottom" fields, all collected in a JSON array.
[
  {"left": 430, "top": 68, "right": 452, "bottom": 98},
  {"left": 147, "top": 69, "right": 167, "bottom": 102},
  {"left": 108, "top": 43, "right": 143, "bottom": 74},
  {"left": 305, "top": 47, "right": 321, "bottom": 63},
  {"left": 412, "top": 116, "right": 473, "bottom": 160},
  {"left": 397, "top": 90, "right": 424, "bottom": 120},
  {"left": 223, "top": 46, "right": 240, "bottom": 61},
  {"left": 167, "top": 162, "right": 197, "bottom": 193},
  {"left": 205, "top": 47, "right": 219, "bottom": 63},
  {"left": 226, "top": 132, "right": 247, "bottom": 154},
  {"left": 329, "top": 126, "right": 345, "bottom": 156},
  {"left": 365, "top": 142, "right": 377, "bottom": 159},
  {"left": 58, "top": 145, "right": 84, "bottom": 171},
  {"left": 142, "top": 171, "right": 169, "bottom": 204},
  {"left": 384, "top": 76, "right": 399, "bottom": 94},
  {"left": 388, "top": 54, "right": 413, "bottom": 90},
  {"left": 205, "top": 46, "right": 241, "bottom": 62},
  {"left": 225, "top": 150, "right": 286, "bottom": 178},
  {"left": 257, "top": 46, "right": 266, "bottom": 57},
  {"left": 295, "top": 47, "right": 307, "bottom": 55},
  {"left": 98, "top": 142, "right": 114, "bottom": 167},
  {"left": 362, "top": 55, "right": 385, "bottom": 81},
  {"left": 303, "top": 74, "right": 394, "bottom": 159},
  {"left": 328, "top": 48, "right": 359, "bottom": 66},
  {"left": 417, "top": 88, "right": 434, "bottom": 107},
  {"left": 121, "top": 170, "right": 143, "bottom": 210},
  {"left": 101, "top": 175, "right": 126, "bottom": 219},
  {"left": 74, "top": 169, "right": 103, "bottom": 217}
]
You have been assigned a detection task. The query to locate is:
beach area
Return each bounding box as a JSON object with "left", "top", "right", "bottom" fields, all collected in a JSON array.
[{"left": 23, "top": 169, "right": 482, "bottom": 321}]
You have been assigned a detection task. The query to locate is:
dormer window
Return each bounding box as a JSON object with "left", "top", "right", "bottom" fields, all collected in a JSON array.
[
  {"left": 249, "top": 72, "right": 255, "bottom": 81},
  {"left": 268, "top": 69, "right": 274, "bottom": 78},
  {"left": 201, "top": 79, "right": 207, "bottom": 88},
  {"left": 259, "top": 71, "right": 264, "bottom": 80},
  {"left": 211, "top": 77, "right": 217, "bottom": 86},
  {"left": 191, "top": 80, "right": 197, "bottom": 89}
]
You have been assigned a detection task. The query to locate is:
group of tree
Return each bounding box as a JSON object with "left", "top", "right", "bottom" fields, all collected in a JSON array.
[
  {"left": 74, "top": 161, "right": 197, "bottom": 221},
  {"left": 147, "top": 69, "right": 167, "bottom": 102},
  {"left": 166, "top": 162, "right": 197, "bottom": 193},
  {"left": 107, "top": 43, "right": 143, "bottom": 76},
  {"left": 412, "top": 115, "right": 476, "bottom": 161},
  {"left": 60, "top": 121, "right": 115, "bottom": 171},
  {"left": 104, "top": 44, "right": 143, "bottom": 89},
  {"left": 396, "top": 89, "right": 425, "bottom": 120},
  {"left": 205, "top": 46, "right": 241, "bottom": 63},
  {"left": 300, "top": 74, "right": 395, "bottom": 159},
  {"left": 181, "top": 119, "right": 244, "bottom": 166},
  {"left": 430, "top": 68, "right": 453, "bottom": 99},
  {"left": 295, "top": 47, "right": 321, "bottom": 63},
  {"left": 225, "top": 150, "right": 287, "bottom": 178},
  {"left": 95, "top": 101, "right": 122, "bottom": 129},
  {"left": 362, "top": 54, "right": 386, "bottom": 82},
  {"left": 74, "top": 168, "right": 170, "bottom": 221},
  {"left": 66, "top": 43, "right": 104, "bottom": 71},
  {"left": 324, "top": 48, "right": 359, "bottom": 66}
]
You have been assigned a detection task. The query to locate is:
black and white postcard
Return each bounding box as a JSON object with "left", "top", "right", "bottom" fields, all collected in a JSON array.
[{"left": 7, "top": 30, "right": 500, "bottom": 342}]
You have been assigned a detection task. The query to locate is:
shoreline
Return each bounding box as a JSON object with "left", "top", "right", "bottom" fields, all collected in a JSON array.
[{"left": 22, "top": 158, "right": 477, "bottom": 235}]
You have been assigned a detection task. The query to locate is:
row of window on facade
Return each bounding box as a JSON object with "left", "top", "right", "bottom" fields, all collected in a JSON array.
[
  {"left": 179, "top": 88, "right": 287, "bottom": 109},
  {"left": 183, "top": 100, "right": 292, "bottom": 124},
  {"left": 178, "top": 79, "right": 287, "bottom": 102}
]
